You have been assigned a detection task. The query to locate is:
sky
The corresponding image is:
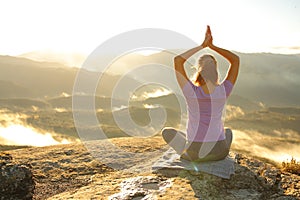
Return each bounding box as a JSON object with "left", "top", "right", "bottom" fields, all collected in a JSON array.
[{"left": 0, "top": 0, "right": 300, "bottom": 56}]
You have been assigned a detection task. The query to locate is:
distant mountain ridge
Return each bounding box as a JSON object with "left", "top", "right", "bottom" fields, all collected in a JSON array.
[
  {"left": 18, "top": 50, "right": 86, "bottom": 67},
  {"left": 0, "top": 80, "right": 33, "bottom": 98},
  {"left": 0, "top": 55, "right": 141, "bottom": 99},
  {"left": 1, "top": 51, "right": 300, "bottom": 107}
]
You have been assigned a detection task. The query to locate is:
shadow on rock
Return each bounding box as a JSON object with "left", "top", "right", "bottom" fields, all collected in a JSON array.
[{"left": 154, "top": 153, "right": 298, "bottom": 200}]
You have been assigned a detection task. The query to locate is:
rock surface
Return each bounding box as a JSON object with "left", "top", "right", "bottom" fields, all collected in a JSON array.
[
  {"left": 0, "top": 153, "right": 35, "bottom": 200},
  {"left": 3, "top": 137, "right": 300, "bottom": 199}
]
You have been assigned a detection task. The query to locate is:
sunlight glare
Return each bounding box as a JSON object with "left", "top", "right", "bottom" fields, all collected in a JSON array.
[
  {"left": 136, "top": 50, "right": 162, "bottom": 56},
  {"left": 0, "top": 124, "right": 70, "bottom": 147}
]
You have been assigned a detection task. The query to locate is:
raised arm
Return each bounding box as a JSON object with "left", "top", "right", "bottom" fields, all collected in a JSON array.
[
  {"left": 174, "top": 26, "right": 210, "bottom": 89},
  {"left": 174, "top": 45, "right": 204, "bottom": 88},
  {"left": 209, "top": 44, "right": 240, "bottom": 84}
]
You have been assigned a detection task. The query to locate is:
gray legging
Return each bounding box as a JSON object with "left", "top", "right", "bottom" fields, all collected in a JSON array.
[{"left": 162, "top": 128, "right": 232, "bottom": 162}]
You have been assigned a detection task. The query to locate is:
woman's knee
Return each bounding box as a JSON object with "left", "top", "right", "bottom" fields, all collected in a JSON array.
[
  {"left": 225, "top": 128, "right": 232, "bottom": 140},
  {"left": 161, "top": 127, "right": 177, "bottom": 143},
  {"left": 225, "top": 128, "right": 232, "bottom": 135},
  {"left": 162, "top": 127, "right": 176, "bottom": 136},
  {"left": 225, "top": 128, "right": 233, "bottom": 149}
]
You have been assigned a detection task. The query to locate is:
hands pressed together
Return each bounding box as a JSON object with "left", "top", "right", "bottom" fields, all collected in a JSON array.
[{"left": 202, "top": 25, "right": 213, "bottom": 48}]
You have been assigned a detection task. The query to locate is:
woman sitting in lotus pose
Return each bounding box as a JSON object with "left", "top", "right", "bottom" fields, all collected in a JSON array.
[{"left": 162, "top": 25, "right": 240, "bottom": 162}]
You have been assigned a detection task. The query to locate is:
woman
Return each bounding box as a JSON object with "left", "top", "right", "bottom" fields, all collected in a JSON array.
[{"left": 162, "top": 25, "right": 240, "bottom": 162}]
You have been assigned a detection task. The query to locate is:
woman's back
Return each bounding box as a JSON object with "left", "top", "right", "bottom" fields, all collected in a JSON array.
[{"left": 183, "top": 80, "right": 234, "bottom": 142}]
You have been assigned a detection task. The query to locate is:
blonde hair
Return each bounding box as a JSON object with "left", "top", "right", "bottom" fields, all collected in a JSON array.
[{"left": 194, "top": 54, "right": 219, "bottom": 86}]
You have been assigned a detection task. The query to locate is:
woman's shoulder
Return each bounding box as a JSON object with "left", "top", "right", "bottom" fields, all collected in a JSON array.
[
  {"left": 220, "top": 79, "right": 234, "bottom": 96},
  {"left": 182, "top": 80, "right": 197, "bottom": 93},
  {"left": 221, "top": 79, "right": 234, "bottom": 86}
]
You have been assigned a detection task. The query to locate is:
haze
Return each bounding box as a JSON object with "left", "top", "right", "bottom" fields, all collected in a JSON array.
[{"left": 0, "top": 0, "right": 299, "bottom": 58}]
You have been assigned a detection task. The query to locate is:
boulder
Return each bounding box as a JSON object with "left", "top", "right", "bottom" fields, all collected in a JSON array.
[{"left": 0, "top": 153, "right": 35, "bottom": 200}]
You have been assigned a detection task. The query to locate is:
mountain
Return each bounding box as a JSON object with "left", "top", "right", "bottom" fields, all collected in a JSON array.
[
  {"left": 0, "top": 80, "right": 32, "bottom": 98},
  {"left": 234, "top": 52, "right": 300, "bottom": 106},
  {"left": 1, "top": 51, "right": 300, "bottom": 107},
  {"left": 19, "top": 50, "right": 86, "bottom": 68},
  {"left": 103, "top": 50, "right": 300, "bottom": 107},
  {"left": 0, "top": 55, "right": 77, "bottom": 98},
  {"left": 0, "top": 98, "right": 49, "bottom": 110},
  {"left": 0, "top": 55, "right": 141, "bottom": 99},
  {"left": 227, "top": 94, "right": 264, "bottom": 112},
  {"left": 151, "top": 51, "right": 300, "bottom": 107}
]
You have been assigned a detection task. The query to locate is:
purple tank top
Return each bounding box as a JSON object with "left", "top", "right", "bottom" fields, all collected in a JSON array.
[{"left": 182, "top": 80, "right": 233, "bottom": 142}]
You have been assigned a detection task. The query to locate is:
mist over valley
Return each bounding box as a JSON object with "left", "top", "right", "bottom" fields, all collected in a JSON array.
[{"left": 0, "top": 51, "right": 300, "bottom": 163}]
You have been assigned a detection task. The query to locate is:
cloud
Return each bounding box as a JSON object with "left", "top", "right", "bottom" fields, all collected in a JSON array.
[
  {"left": 232, "top": 129, "right": 300, "bottom": 163},
  {"left": 0, "top": 125, "right": 70, "bottom": 146},
  {"left": 0, "top": 109, "right": 75, "bottom": 147},
  {"left": 132, "top": 88, "right": 172, "bottom": 100},
  {"left": 224, "top": 105, "right": 245, "bottom": 121},
  {"left": 0, "top": 109, "right": 27, "bottom": 126},
  {"left": 54, "top": 107, "right": 68, "bottom": 113},
  {"left": 272, "top": 46, "right": 300, "bottom": 51}
]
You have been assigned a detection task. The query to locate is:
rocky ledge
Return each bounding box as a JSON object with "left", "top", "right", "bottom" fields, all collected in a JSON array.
[
  {"left": 0, "top": 153, "right": 35, "bottom": 200},
  {"left": 1, "top": 137, "right": 299, "bottom": 199}
]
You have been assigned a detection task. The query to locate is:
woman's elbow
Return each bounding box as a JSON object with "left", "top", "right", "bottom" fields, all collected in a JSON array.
[
  {"left": 236, "top": 56, "right": 240, "bottom": 65},
  {"left": 174, "top": 56, "right": 185, "bottom": 64},
  {"left": 232, "top": 55, "right": 240, "bottom": 66}
]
